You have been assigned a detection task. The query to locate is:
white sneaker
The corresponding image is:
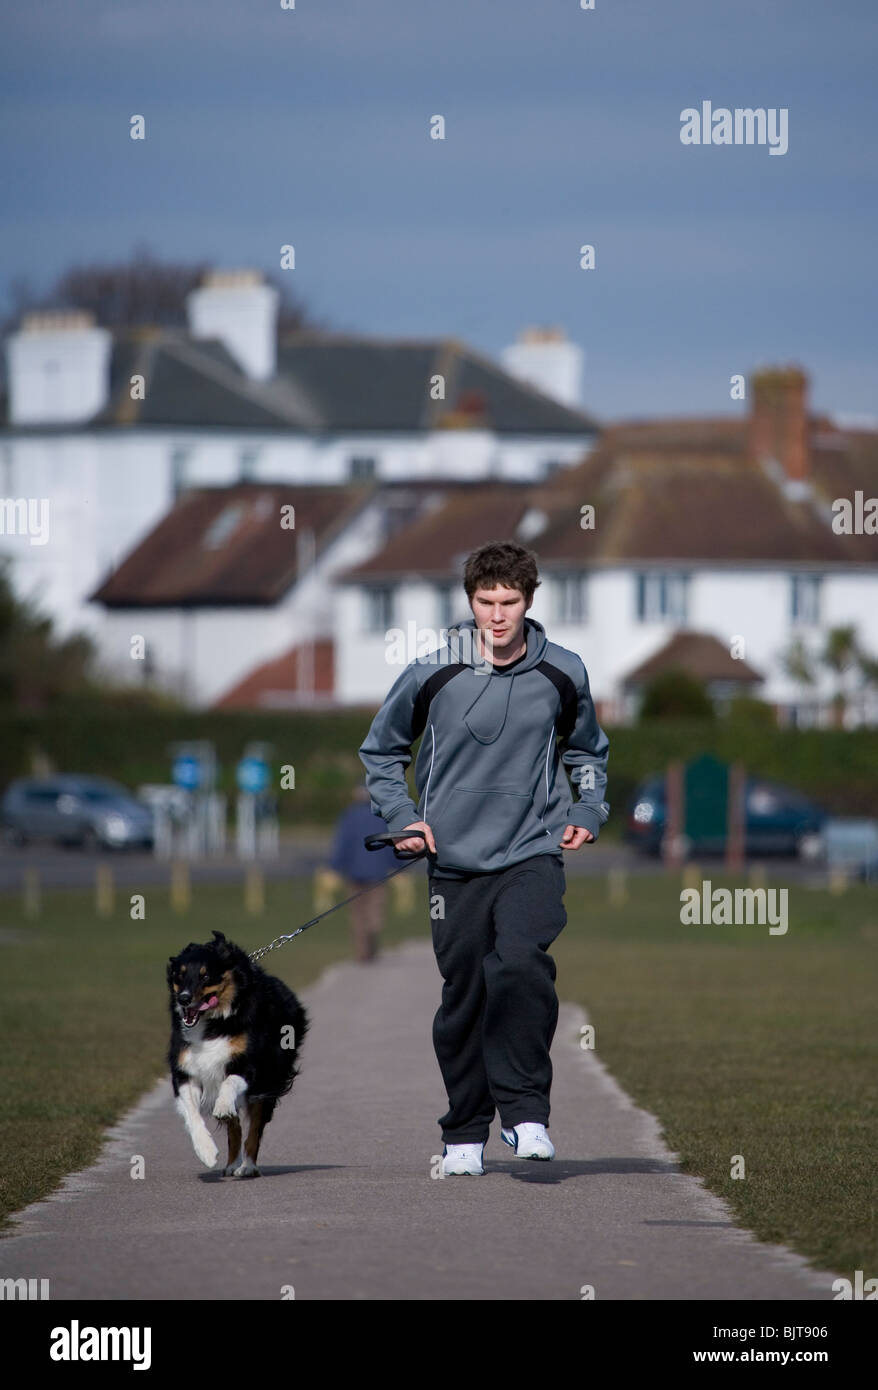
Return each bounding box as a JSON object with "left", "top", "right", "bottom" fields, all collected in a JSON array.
[
  {"left": 442, "top": 1142, "right": 485, "bottom": 1176},
  {"left": 501, "top": 1122, "right": 554, "bottom": 1160}
]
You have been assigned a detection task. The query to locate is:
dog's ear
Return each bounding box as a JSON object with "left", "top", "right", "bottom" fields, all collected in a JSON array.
[
  {"left": 166, "top": 956, "right": 178, "bottom": 982},
  {"left": 212, "top": 931, "right": 229, "bottom": 953}
]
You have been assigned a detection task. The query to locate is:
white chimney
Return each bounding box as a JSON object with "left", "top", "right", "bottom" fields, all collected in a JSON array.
[
  {"left": 6, "top": 310, "right": 112, "bottom": 425},
  {"left": 186, "top": 269, "right": 279, "bottom": 381},
  {"left": 501, "top": 326, "right": 584, "bottom": 408}
]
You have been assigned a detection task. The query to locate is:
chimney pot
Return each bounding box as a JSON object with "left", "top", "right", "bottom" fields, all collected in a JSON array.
[
  {"left": 186, "top": 269, "right": 278, "bottom": 380},
  {"left": 501, "top": 325, "right": 584, "bottom": 408},
  {"left": 6, "top": 311, "right": 111, "bottom": 424},
  {"left": 749, "top": 365, "right": 810, "bottom": 494}
]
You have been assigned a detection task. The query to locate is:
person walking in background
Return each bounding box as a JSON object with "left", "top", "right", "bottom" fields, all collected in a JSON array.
[{"left": 328, "top": 785, "right": 398, "bottom": 964}]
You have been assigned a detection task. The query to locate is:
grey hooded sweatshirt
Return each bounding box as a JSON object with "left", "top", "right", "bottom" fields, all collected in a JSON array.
[{"left": 358, "top": 617, "right": 609, "bottom": 877}]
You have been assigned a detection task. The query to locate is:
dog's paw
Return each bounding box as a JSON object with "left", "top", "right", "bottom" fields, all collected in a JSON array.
[
  {"left": 212, "top": 1075, "right": 247, "bottom": 1120},
  {"left": 232, "top": 1157, "right": 260, "bottom": 1179}
]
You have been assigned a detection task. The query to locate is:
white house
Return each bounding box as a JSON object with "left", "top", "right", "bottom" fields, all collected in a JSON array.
[
  {"left": 0, "top": 271, "right": 598, "bottom": 650},
  {"left": 334, "top": 369, "right": 878, "bottom": 726}
]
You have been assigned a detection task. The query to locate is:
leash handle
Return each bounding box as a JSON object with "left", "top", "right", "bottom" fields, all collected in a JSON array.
[
  {"left": 364, "top": 829, "right": 432, "bottom": 861},
  {"left": 248, "top": 831, "right": 431, "bottom": 962}
]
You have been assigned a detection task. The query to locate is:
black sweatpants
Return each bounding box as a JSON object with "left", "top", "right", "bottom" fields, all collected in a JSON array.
[{"left": 428, "top": 853, "right": 568, "bottom": 1145}]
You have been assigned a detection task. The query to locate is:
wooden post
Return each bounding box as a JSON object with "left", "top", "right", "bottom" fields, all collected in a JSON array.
[
  {"left": 313, "top": 867, "right": 342, "bottom": 914},
  {"left": 95, "top": 863, "right": 114, "bottom": 917},
  {"left": 607, "top": 866, "right": 628, "bottom": 905},
  {"left": 726, "top": 761, "right": 746, "bottom": 872},
  {"left": 663, "top": 760, "right": 685, "bottom": 868},
  {"left": 23, "top": 867, "right": 40, "bottom": 918},
  {"left": 245, "top": 865, "right": 265, "bottom": 915},
  {"left": 391, "top": 870, "right": 415, "bottom": 915},
  {"left": 682, "top": 862, "right": 702, "bottom": 893},
  {"left": 170, "top": 860, "right": 190, "bottom": 913}
]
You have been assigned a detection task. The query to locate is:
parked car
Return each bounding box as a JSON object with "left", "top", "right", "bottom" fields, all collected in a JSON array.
[
  {"left": 626, "top": 773, "right": 826, "bottom": 858},
  {"left": 817, "top": 818, "right": 878, "bottom": 883},
  {"left": 0, "top": 776, "right": 155, "bottom": 849}
]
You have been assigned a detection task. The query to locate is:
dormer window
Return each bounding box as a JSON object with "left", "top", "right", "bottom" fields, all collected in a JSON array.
[{"left": 202, "top": 503, "right": 245, "bottom": 549}]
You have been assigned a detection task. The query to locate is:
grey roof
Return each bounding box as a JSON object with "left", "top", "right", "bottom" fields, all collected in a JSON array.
[
  {"left": 276, "top": 334, "right": 599, "bottom": 435},
  {"left": 1, "top": 327, "right": 599, "bottom": 436},
  {"left": 92, "top": 331, "right": 320, "bottom": 430}
]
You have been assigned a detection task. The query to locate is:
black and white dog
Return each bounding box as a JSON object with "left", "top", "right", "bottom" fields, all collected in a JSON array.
[{"left": 167, "top": 930, "right": 308, "bottom": 1178}]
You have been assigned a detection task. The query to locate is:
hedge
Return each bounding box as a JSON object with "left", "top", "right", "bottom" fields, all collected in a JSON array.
[{"left": 1, "top": 707, "right": 876, "bottom": 830}]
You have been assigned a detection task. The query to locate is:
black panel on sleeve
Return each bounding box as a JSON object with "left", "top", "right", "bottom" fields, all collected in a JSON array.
[
  {"left": 535, "top": 660, "right": 579, "bottom": 738},
  {"left": 412, "top": 663, "right": 467, "bottom": 739}
]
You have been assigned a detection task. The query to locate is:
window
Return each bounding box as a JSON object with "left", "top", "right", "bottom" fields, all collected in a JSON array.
[
  {"left": 436, "top": 583, "right": 460, "bottom": 628},
  {"left": 24, "top": 786, "right": 62, "bottom": 803},
  {"left": 790, "top": 575, "right": 821, "bottom": 626},
  {"left": 516, "top": 508, "right": 549, "bottom": 541},
  {"left": 350, "top": 457, "right": 376, "bottom": 480},
  {"left": 636, "top": 572, "right": 689, "bottom": 623},
  {"left": 170, "top": 447, "right": 190, "bottom": 497},
  {"left": 239, "top": 449, "right": 260, "bottom": 480},
  {"left": 364, "top": 586, "right": 395, "bottom": 632},
  {"left": 554, "top": 573, "right": 588, "bottom": 623}
]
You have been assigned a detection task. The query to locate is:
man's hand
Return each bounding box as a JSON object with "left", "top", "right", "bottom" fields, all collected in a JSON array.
[
  {"left": 395, "top": 821, "right": 436, "bottom": 854},
  {"left": 561, "top": 824, "right": 594, "bottom": 850}
]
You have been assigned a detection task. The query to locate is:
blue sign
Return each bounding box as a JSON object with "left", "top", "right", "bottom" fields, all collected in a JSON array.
[
  {"left": 237, "top": 756, "right": 269, "bottom": 794},
  {"left": 172, "top": 754, "right": 201, "bottom": 791}
]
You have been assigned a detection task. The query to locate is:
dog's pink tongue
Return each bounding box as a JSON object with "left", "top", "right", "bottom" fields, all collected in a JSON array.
[{"left": 199, "top": 995, "right": 219, "bottom": 1012}]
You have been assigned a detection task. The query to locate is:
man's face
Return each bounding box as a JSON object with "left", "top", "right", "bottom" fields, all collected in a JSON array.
[{"left": 469, "top": 584, "right": 531, "bottom": 658}]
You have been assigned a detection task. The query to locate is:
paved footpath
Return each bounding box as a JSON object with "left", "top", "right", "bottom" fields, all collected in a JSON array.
[{"left": 1, "top": 940, "right": 841, "bottom": 1300}]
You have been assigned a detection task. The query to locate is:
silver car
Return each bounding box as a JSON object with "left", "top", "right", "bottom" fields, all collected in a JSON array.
[{"left": 1, "top": 776, "right": 155, "bottom": 849}]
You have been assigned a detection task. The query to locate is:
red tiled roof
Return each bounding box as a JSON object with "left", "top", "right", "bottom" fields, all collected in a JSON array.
[
  {"left": 91, "top": 484, "right": 371, "bottom": 606},
  {"left": 622, "top": 631, "right": 764, "bottom": 686},
  {"left": 339, "top": 413, "right": 878, "bottom": 578},
  {"left": 214, "top": 640, "right": 334, "bottom": 707},
  {"left": 533, "top": 444, "right": 859, "bottom": 564},
  {"left": 340, "top": 486, "right": 535, "bottom": 581}
]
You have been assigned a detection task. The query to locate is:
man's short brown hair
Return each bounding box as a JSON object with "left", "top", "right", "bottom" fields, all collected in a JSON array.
[{"left": 462, "top": 541, "right": 541, "bottom": 604}]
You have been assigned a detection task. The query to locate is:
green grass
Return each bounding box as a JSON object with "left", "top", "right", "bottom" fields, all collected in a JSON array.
[
  {"left": 0, "top": 873, "right": 428, "bottom": 1230},
  {"left": 553, "top": 873, "right": 878, "bottom": 1277},
  {"left": 1, "top": 868, "right": 876, "bottom": 1280}
]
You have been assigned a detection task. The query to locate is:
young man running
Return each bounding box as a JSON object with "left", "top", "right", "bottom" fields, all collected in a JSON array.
[{"left": 359, "top": 541, "right": 609, "bottom": 1175}]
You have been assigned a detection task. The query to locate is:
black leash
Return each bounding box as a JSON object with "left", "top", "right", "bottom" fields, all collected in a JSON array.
[{"left": 248, "top": 830, "right": 432, "bottom": 962}]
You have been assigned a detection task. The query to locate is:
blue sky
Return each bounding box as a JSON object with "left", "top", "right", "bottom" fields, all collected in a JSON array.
[{"left": 1, "top": 0, "right": 876, "bottom": 420}]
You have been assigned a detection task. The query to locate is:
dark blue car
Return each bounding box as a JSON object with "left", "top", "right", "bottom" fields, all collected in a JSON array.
[{"left": 626, "top": 774, "right": 825, "bottom": 858}]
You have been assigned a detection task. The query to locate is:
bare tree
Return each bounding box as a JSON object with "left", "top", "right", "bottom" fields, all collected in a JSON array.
[{"left": 1, "top": 242, "right": 322, "bottom": 336}]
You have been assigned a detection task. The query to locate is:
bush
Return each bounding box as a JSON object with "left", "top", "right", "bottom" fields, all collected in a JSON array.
[
  {"left": 725, "top": 695, "right": 777, "bottom": 728},
  {"left": 638, "top": 670, "right": 715, "bottom": 721},
  {"left": 1, "top": 708, "right": 877, "bottom": 825}
]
